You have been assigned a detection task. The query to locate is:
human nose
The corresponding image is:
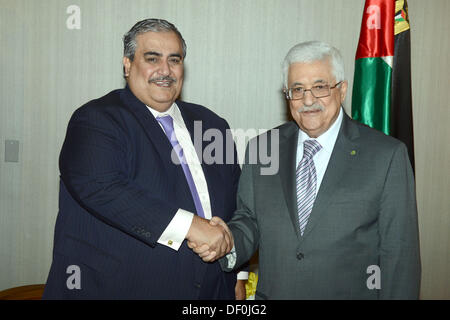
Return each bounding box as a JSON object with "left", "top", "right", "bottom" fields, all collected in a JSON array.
[
  {"left": 303, "top": 89, "right": 316, "bottom": 106},
  {"left": 158, "top": 59, "right": 171, "bottom": 76}
]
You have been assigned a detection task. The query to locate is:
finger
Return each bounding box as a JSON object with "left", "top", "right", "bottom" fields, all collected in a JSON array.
[
  {"left": 223, "top": 224, "right": 233, "bottom": 242},
  {"left": 193, "top": 244, "right": 210, "bottom": 254},
  {"left": 210, "top": 216, "right": 224, "bottom": 227},
  {"left": 213, "top": 217, "right": 232, "bottom": 241},
  {"left": 202, "top": 251, "right": 217, "bottom": 262},
  {"left": 227, "top": 232, "right": 234, "bottom": 252},
  {"left": 217, "top": 225, "right": 231, "bottom": 252},
  {"left": 224, "top": 227, "right": 234, "bottom": 251},
  {"left": 187, "top": 241, "right": 196, "bottom": 249},
  {"left": 211, "top": 218, "right": 232, "bottom": 251},
  {"left": 221, "top": 231, "right": 229, "bottom": 254},
  {"left": 214, "top": 235, "right": 229, "bottom": 259},
  {"left": 199, "top": 249, "right": 212, "bottom": 258},
  {"left": 208, "top": 227, "right": 225, "bottom": 256}
]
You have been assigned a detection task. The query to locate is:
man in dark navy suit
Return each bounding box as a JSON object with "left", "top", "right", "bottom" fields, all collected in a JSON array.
[{"left": 43, "top": 18, "right": 245, "bottom": 299}]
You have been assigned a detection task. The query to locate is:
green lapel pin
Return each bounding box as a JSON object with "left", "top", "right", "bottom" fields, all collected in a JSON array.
[{"left": 350, "top": 150, "right": 357, "bottom": 156}]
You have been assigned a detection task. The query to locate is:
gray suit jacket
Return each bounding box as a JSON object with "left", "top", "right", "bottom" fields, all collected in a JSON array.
[{"left": 221, "top": 112, "right": 421, "bottom": 299}]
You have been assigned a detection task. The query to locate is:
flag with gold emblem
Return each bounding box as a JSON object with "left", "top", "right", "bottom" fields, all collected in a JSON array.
[{"left": 352, "top": 0, "right": 415, "bottom": 170}]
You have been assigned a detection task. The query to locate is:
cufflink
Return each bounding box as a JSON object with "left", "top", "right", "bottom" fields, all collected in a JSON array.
[{"left": 168, "top": 240, "right": 173, "bottom": 246}]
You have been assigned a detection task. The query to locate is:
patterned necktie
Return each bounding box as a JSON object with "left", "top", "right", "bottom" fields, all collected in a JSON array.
[
  {"left": 296, "top": 139, "right": 322, "bottom": 236},
  {"left": 156, "top": 115, "right": 205, "bottom": 218}
]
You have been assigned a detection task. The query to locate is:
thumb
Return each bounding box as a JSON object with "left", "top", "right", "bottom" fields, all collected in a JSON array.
[
  {"left": 209, "top": 216, "right": 221, "bottom": 226},
  {"left": 187, "top": 241, "right": 197, "bottom": 249}
]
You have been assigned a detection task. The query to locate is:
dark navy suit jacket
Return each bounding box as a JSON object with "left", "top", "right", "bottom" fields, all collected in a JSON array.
[{"left": 43, "top": 86, "right": 241, "bottom": 299}]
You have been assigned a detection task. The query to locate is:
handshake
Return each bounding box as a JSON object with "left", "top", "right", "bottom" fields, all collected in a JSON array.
[{"left": 185, "top": 215, "right": 233, "bottom": 262}]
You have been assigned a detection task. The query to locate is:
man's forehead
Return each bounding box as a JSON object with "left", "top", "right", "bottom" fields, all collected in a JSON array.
[
  {"left": 135, "top": 31, "right": 182, "bottom": 52},
  {"left": 290, "top": 79, "right": 328, "bottom": 86},
  {"left": 288, "top": 60, "right": 334, "bottom": 83},
  {"left": 289, "top": 59, "right": 331, "bottom": 71}
]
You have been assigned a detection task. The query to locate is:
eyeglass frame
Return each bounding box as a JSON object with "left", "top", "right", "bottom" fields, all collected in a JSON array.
[{"left": 283, "top": 81, "right": 343, "bottom": 100}]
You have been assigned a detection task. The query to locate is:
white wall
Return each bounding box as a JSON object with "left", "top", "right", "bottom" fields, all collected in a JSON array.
[{"left": 0, "top": 0, "right": 448, "bottom": 299}]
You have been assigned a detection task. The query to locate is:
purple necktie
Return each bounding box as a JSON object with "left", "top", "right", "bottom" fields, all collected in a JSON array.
[{"left": 156, "top": 115, "right": 205, "bottom": 218}]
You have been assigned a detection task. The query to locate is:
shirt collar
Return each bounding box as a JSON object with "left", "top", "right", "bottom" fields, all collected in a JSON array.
[
  {"left": 146, "top": 102, "right": 185, "bottom": 127},
  {"left": 299, "top": 107, "right": 343, "bottom": 154}
]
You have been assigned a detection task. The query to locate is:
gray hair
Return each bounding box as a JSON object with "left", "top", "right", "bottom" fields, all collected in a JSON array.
[
  {"left": 282, "top": 41, "right": 345, "bottom": 88},
  {"left": 123, "top": 18, "right": 187, "bottom": 61}
]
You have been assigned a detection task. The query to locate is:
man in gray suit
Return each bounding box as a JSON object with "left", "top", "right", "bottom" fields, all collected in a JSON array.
[{"left": 193, "top": 41, "right": 421, "bottom": 299}]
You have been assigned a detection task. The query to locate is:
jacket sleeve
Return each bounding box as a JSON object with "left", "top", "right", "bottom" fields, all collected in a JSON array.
[
  {"left": 59, "top": 106, "right": 178, "bottom": 247},
  {"left": 220, "top": 143, "right": 260, "bottom": 272},
  {"left": 378, "top": 142, "right": 421, "bottom": 299}
]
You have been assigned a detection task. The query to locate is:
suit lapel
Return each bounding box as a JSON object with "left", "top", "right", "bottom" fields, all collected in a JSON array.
[
  {"left": 177, "top": 100, "right": 198, "bottom": 145},
  {"left": 278, "top": 122, "right": 302, "bottom": 239},
  {"left": 119, "top": 86, "right": 182, "bottom": 186},
  {"left": 301, "top": 113, "right": 360, "bottom": 238}
]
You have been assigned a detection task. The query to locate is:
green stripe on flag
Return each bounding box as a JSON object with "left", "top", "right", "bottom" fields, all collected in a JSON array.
[{"left": 351, "top": 57, "right": 392, "bottom": 135}]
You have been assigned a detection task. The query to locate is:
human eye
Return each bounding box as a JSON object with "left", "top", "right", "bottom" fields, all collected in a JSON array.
[
  {"left": 292, "top": 86, "right": 304, "bottom": 93},
  {"left": 146, "top": 56, "right": 159, "bottom": 64},
  {"left": 169, "top": 57, "right": 182, "bottom": 65},
  {"left": 313, "top": 84, "right": 328, "bottom": 90}
]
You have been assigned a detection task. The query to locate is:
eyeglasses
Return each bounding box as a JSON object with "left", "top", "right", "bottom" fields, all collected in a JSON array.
[{"left": 284, "top": 81, "right": 342, "bottom": 100}]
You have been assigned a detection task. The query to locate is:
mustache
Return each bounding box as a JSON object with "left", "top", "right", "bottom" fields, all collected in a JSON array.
[
  {"left": 296, "top": 104, "right": 325, "bottom": 113},
  {"left": 148, "top": 76, "right": 177, "bottom": 84}
]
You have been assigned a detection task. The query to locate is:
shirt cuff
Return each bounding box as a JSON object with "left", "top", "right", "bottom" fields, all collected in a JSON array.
[
  {"left": 237, "top": 271, "right": 249, "bottom": 280},
  {"left": 157, "top": 209, "right": 194, "bottom": 251}
]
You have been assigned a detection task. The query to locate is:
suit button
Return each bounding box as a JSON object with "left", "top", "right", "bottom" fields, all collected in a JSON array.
[
  {"left": 194, "top": 283, "right": 201, "bottom": 289},
  {"left": 297, "top": 252, "right": 304, "bottom": 260}
]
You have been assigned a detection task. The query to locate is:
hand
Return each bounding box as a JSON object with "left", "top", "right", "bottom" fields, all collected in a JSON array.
[
  {"left": 209, "top": 216, "right": 234, "bottom": 250},
  {"left": 186, "top": 216, "right": 233, "bottom": 262},
  {"left": 188, "top": 216, "right": 234, "bottom": 262},
  {"left": 235, "top": 279, "right": 247, "bottom": 300}
]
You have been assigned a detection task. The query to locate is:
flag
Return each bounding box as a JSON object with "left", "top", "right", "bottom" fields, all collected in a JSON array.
[
  {"left": 392, "top": 0, "right": 414, "bottom": 170},
  {"left": 352, "top": 0, "right": 415, "bottom": 171}
]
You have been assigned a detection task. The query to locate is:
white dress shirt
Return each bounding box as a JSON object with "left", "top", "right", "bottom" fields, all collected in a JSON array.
[
  {"left": 296, "top": 107, "right": 343, "bottom": 194},
  {"left": 147, "top": 103, "right": 212, "bottom": 251}
]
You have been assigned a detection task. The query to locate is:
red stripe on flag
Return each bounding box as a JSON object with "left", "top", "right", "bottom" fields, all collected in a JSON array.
[{"left": 355, "top": 0, "right": 395, "bottom": 59}]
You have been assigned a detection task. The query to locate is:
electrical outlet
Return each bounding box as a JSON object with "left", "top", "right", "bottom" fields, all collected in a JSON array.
[{"left": 5, "top": 140, "right": 19, "bottom": 162}]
